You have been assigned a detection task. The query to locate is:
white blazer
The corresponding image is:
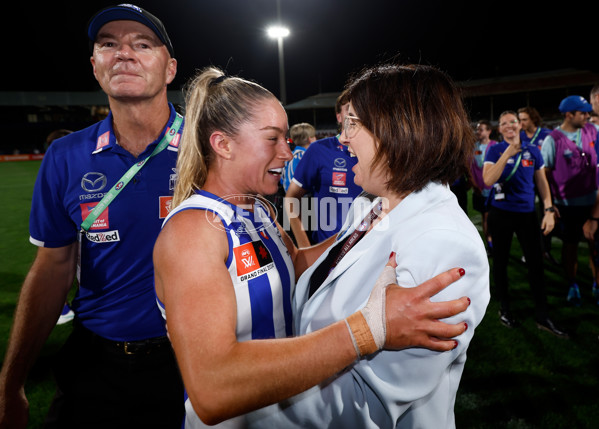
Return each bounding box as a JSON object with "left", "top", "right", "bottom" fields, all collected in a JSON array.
[{"left": 248, "top": 182, "right": 490, "bottom": 428}]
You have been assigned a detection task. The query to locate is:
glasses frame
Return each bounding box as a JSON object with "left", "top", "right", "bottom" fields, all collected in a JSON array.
[
  {"left": 343, "top": 114, "right": 362, "bottom": 139},
  {"left": 498, "top": 119, "right": 519, "bottom": 128}
]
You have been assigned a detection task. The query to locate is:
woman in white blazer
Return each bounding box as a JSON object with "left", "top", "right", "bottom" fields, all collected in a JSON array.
[{"left": 248, "top": 64, "right": 490, "bottom": 428}]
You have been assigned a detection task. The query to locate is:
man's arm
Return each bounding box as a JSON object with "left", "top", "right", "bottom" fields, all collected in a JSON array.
[{"left": 0, "top": 243, "right": 78, "bottom": 429}]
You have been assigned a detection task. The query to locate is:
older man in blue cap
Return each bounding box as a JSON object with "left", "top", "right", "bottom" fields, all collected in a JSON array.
[
  {"left": 0, "top": 4, "right": 184, "bottom": 428},
  {"left": 541, "top": 95, "right": 599, "bottom": 306}
]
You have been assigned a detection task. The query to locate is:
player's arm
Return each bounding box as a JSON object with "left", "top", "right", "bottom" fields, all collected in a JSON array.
[
  {"left": 154, "top": 213, "right": 469, "bottom": 425},
  {"left": 0, "top": 243, "right": 78, "bottom": 429}
]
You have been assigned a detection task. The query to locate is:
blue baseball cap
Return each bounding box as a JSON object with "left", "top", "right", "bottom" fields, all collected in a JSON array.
[
  {"left": 87, "top": 4, "right": 174, "bottom": 57},
  {"left": 558, "top": 95, "right": 593, "bottom": 113}
]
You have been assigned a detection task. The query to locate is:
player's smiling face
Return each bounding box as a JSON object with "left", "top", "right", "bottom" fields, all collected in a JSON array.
[
  {"left": 230, "top": 98, "right": 292, "bottom": 196},
  {"left": 91, "top": 20, "right": 176, "bottom": 101}
]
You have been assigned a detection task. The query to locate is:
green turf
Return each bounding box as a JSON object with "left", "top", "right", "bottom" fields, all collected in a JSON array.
[{"left": 1, "top": 161, "right": 598, "bottom": 428}]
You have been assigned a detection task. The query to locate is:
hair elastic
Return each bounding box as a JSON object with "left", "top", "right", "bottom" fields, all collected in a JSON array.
[{"left": 210, "top": 75, "right": 230, "bottom": 87}]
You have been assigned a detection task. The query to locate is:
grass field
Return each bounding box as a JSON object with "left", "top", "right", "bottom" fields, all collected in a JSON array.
[{"left": 1, "top": 161, "right": 598, "bottom": 428}]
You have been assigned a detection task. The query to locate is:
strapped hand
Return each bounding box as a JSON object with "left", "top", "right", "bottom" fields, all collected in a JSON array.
[{"left": 345, "top": 253, "right": 470, "bottom": 357}]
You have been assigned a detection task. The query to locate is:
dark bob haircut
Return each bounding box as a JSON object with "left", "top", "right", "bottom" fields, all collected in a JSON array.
[{"left": 345, "top": 64, "right": 475, "bottom": 195}]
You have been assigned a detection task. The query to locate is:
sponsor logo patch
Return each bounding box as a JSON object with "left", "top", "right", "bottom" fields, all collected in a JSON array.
[
  {"left": 80, "top": 202, "right": 109, "bottom": 230},
  {"left": 159, "top": 196, "right": 173, "bottom": 218},
  {"left": 169, "top": 133, "right": 181, "bottom": 148},
  {"left": 95, "top": 131, "right": 110, "bottom": 151},
  {"left": 81, "top": 172, "right": 107, "bottom": 192},
  {"left": 85, "top": 230, "right": 121, "bottom": 243},
  {"left": 333, "top": 158, "right": 347, "bottom": 169},
  {"left": 233, "top": 241, "right": 274, "bottom": 280},
  {"left": 332, "top": 172, "right": 347, "bottom": 186},
  {"left": 329, "top": 186, "right": 348, "bottom": 194}
]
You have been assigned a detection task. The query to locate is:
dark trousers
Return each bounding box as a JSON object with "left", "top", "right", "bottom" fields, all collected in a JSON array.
[
  {"left": 44, "top": 322, "right": 185, "bottom": 429},
  {"left": 488, "top": 207, "right": 548, "bottom": 320}
]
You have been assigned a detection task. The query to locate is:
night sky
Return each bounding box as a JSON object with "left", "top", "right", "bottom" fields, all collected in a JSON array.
[{"left": 4, "top": 0, "right": 597, "bottom": 104}]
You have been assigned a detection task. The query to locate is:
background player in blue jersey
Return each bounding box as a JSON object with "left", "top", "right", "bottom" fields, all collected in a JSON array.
[
  {"left": 484, "top": 110, "right": 566, "bottom": 337},
  {"left": 0, "top": 5, "right": 184, "bottom": 428},
  {"left": 284, "top": 90, "right": 363, "bottom": 247},
  {"left": 281, "top": 122, "right": 316, "bottom": 192},
  {"left": 153, "top": 67, "right": 472, "bottom": 428}
]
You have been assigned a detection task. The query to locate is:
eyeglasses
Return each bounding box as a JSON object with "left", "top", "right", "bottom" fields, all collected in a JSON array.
[
  {"left": 499, "top": 119, "right": 519, "bottom": 127},
  {"left": 343, "top": 115, "right": 362, "bottom": 139}
]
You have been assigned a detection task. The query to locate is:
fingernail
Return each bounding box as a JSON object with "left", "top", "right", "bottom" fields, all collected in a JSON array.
[
  {"left": 467, "top": 297, "right": 471, "bottom": 305},
  {"left": 458, "top": 268, "right": 465, "bottom": 277},
  {"left": 453, "top": 340, "right": 458, "bottom": 350},
  {"left": 464, "top": 322, "right": 468, "bottom": 331},
  {"left": 389, "top": 251, "right": 395, "bottom": 259}
]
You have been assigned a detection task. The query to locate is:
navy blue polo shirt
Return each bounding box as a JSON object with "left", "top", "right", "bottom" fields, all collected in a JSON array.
[
  {"left": 291, "top": 136, "right": 362, "bottom": 243},
  {"left": 29, "top": 104, "right": 182, "bottom": 341},
  {"left": 484, "top": 141, "right": 544, "bottom": 213}
]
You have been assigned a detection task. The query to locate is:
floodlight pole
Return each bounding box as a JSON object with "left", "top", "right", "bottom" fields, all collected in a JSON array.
[
  {"left": 276, "top": 36, "right": 287, "bottom": 106},
  {"left": 268, "top": 1, "right": 289, "bottom": 106}
]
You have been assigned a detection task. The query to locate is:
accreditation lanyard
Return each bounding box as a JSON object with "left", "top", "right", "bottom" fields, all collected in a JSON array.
[
  {"left": 80, "top": 114, "right": 183, "bottom": 232},
  {"left": 528, "top": 127, "right": 541, "bottom": 147},
  {"left": 505, "top": 151, "right": 522, "bottom": 182},
  {"left": 329, "top": 200, "right": 382, "bottom": 274}
]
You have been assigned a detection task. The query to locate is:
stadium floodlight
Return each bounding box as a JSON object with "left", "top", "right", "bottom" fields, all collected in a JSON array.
[{"left": 267, "top": 26, "right": 290, "bottom": 39}]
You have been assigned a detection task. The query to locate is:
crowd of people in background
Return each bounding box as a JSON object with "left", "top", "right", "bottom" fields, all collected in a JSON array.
[{"left": 461, "top": 90, "right": 599, "bottom": 335}]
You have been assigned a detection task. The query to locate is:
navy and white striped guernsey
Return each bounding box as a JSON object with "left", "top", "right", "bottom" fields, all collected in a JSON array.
[
  {"left": 157, "top": 189, "right": 295, "bottom": 341},
  {"left": 157, "top": 190, "right": 295, "bottom": 428}
]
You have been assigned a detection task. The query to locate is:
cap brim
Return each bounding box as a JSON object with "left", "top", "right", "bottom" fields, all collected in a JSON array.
[
  {"left": 88, "top": 8, "right": 153, "bottom": 40},
  {"left": 87, "top": 6, "right": 174, "bottom": 57}
]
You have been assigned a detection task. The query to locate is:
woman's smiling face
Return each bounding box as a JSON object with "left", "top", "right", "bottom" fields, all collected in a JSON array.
[{"left": 345, "top": 103, "right": 389, "bottom": 197}]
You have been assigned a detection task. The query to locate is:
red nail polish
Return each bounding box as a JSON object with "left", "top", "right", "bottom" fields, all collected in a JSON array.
[
  {"left": 453, "top": 340, "right": 458, "bottom": 350},
  {"left": 464, "top": 322, "right": 468, "bottom": 331},
  {"left": 389, "top": 251, "right": 395, "bottom": 259},
  {"left": 458, "top": 268, "right": 465, "bottom": 277},
  {"left": 467, "top": 297, "right": 471, "bottom": 305}
]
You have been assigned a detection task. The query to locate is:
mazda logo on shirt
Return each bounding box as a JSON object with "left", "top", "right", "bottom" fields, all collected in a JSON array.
[
  {"left": 334, "top": 158, "right": 347, "bottom": 168},
  {"left": 81, "top": 172, "right": 107, "bottom": 192}
]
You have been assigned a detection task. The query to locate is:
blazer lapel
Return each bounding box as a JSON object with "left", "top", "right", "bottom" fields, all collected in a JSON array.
[{"left": 310, "top": 197, "right": 383, "bottom": 298}]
